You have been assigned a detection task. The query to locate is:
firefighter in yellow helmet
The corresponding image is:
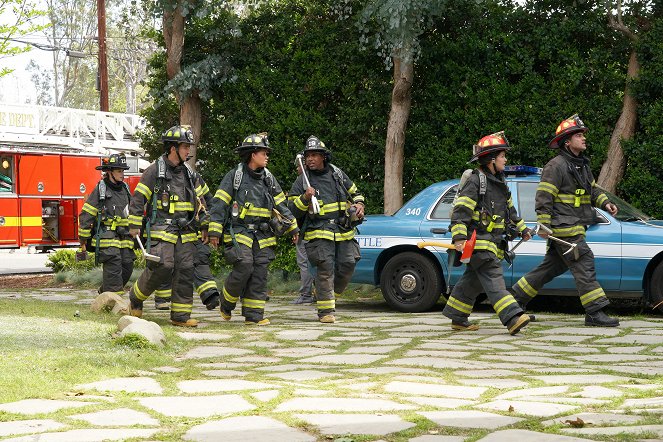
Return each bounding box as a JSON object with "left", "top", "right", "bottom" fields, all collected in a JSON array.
[
  {"left": 443, "top": 131, "right": 532, "bottom": 335},
  {"left": 512, "top": 114, "right": 620, "bottom": 327}
]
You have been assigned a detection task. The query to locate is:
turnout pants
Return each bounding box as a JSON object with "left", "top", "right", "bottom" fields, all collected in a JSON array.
[
  {"left": 154, "top": 240, "right": 219, "bottom": 306},
  {"left": 130, "top": 236, "right": 196, "bottom": 322},
  {"left": 221, "top": 240, "right": 274, "bottom": 322},
  {"left": 296, "top": 240, "right": 314, "bottom": 297},
  {"left": 512, "top": 235, "right": 609, "bottom": 314},
  {"left": 98, "top": 245, "right": 135, "bottom": 295},
  {"left": 305, "top": 238, "right": 361, "bottom": 317},
  {"left": 443, "top": 251, "right": 523, "bottom": 325}
]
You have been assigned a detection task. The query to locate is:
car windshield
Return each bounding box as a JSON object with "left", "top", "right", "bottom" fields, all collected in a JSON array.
[{"left": 601, "top": 188, "right": 651, "bottom": 222}]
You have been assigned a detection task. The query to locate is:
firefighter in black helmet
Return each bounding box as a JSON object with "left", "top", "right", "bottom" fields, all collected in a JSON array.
[
  {"left": 512, "top": 114, "right": 620, "bottom": 327},
  {"left": 127, "top": 124, "right": 208, "bottom": 327},
  {"left": 288, "top": 136, "right": 365, "bottom": 324},
  {"left": 209, "top": 133, "right": 298, "bottom": 325},
  {"left": 78, "top": 153, "right": 135, "bottom": 296}
]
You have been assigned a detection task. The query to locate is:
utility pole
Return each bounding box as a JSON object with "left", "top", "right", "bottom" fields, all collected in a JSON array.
[{"left": 97, "top": 0, "right": 109, "bottom": 111}]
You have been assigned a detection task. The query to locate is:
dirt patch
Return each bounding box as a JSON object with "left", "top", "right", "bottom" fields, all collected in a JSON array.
[{"left": 0, "top": 274, "right": 67, "bottom": 289}]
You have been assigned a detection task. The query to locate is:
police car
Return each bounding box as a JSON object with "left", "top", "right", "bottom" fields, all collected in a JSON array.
[{"left": 353, "top": 166, "right": 663, "bottom": 313}]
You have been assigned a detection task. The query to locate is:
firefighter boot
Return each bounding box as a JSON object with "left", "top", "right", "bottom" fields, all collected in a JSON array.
[
  {"left": 245, "top": 318, "right": 270, "bottom": 326},
  {"left": 506, "top": 313, "right": 530, "bottom": 335},
  {"left": 129, "top": 297, "right": 143, "bottom": 318},
  {"left": 171, "top": 318, "right": 199, "bottom": 327},
  {"left": 203, "top": 292, "right": 220, "bottom": 311},
  {"left": 585, "top": 309, "right": 620, "bottom": 327},
  {"left": 220, "top": 307, "right": 232, "bottom": 321},
  {"left": 451, "top": 320, "right": 480, "bottom": 331},
  {"left": 518, "top": 302, "right": 536, "bottom": 322},
  {"left": 319, "top": 314, "right": 336, "bottom": 323},
  {"left": 154, "top": 297, "right": 170, "bottom": 310},
  {"left": 292, "top": 293, "right": 315, "bottom": 304}
]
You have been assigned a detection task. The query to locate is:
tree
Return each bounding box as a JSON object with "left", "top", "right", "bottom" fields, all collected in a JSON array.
[
  {"left": 358, "top": 0, "right": 450, "bottom": 214},
  {"left": 0, "top": 0, "right": 47, "bottom": 77},
  {"left": 597, "top": 0, "right": 654, "bottom": 192}
]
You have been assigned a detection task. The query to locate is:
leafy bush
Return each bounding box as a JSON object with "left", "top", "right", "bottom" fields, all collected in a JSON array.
[{"left": 46, "top": 249, "right": 146, "bottom": 273}]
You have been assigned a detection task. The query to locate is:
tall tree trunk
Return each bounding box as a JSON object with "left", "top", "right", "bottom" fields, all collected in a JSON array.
[
  {"left": 163, "top": 2, "right": 201, "bottom": 169},
  {"left": 597, "top": 49, "right": 639, "bottom": 192},
  {"left": 383, "top": 56, "right": 413, "bottom": 215}
]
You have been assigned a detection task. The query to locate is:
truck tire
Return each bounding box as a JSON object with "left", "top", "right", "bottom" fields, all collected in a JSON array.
[
  {"left": 380, "top": 252, "right": 442, "bottom": 313},
  {"left": 648, "top": 263, "right": 663, "bottom": 314}
]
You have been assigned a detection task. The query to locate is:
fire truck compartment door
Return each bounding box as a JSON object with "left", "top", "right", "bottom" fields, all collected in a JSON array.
[
  {"left": 58, "top": 199, "right": 77, "bottom": 241},
  {"left": 62, "top": 155, "right": 101, "bottom": 197},
  {"left": 19, "top": 154, "right": 62, "bottom": 196},
  {"left": 0, "top": 197, "right": 20, "bottom": 247},
  {"left": 19, "top": 198, "right": 43, "bottom": 244}
]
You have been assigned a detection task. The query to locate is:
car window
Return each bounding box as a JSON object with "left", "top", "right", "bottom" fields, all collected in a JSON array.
[
  {"left": 516, "top": 182, "right": 538, "bottom": 222},
  {"left": 430, "top": 185, "right": 458, "bottom": 219}
]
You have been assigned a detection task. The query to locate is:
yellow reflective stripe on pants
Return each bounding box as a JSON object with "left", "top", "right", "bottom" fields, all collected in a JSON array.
[
  {"left": 317, "top": 299, "right": 335, "bottom": 310},
  {"left": 154, "top": 289, "right": 171, "bottom": 298},
  {"left": 171, "top": 302, "right": 193, "bottom": 313},
  {"left": 552, "top": 225, "right": 586, "bottom": 237},
  {"left": 132, "top": 280, "right": 148, "bottom": 301},
  {"left": 196, "top": 280, "right": 217, "bottom": 295},
  {"left": 242, "top": 298, "right": 265, "bottom": 309},
  {"left": 223, "top": 232, "right": 254, "bottom": 248},
  {"left": 223, "top": 286, "right": 239, "bottom": 303},
  {"left": 493, "top": 294, "right": 517, "bottom": 314},
  {"left": 580, "top": 287, "right": 606, "bottom": 306},
  {"left": 446, "top": 296, "right": 472, "bottom": 314},
  {"left": 516, "top": 277, "right": 537, "bottom": 298}
]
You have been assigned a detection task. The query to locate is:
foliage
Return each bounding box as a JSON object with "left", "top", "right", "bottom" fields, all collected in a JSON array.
[
  {"left": 46, "top": 248, "right": 146, "bottom": 273},
  {"left": 113, "top": 333, "right": 158, "bottom": 349},
  {"left": 270, "top": 235, "right": 298, "bottom": 274},
  {"left": 0, "top": 0, "right": 48, "bottom": 77}
]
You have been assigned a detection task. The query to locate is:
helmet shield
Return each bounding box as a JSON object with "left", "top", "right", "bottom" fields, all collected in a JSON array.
[
  {"left": 549, "top": 114, "right": 587, "bottom": 148},
  {"left": 469, "top": 131, "right": 511, "bottom": 163},
  {"left": 97, "top": 153, "right": 130, "bottom": 171}
]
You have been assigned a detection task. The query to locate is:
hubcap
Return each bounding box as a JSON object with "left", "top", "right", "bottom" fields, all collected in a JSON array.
[{"left": 400, "top": 274, "right": 417, "bottom": 293}]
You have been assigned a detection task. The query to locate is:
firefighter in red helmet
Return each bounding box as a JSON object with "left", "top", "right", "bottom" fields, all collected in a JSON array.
[
  {"left": 512, "top": 114, "right": 620, "bottom": 327},
  {"left": 443, "top": 131, "right": 532, "bottom": 335}
]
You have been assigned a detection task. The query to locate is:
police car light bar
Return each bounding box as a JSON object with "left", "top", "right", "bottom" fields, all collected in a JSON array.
[{"left": 504, "top": 165, "right": 542, "bottom": 175}]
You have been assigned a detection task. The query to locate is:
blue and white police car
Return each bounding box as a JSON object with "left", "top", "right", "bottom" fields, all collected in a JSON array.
[{"left": 353, "top": 166, "right": 663, "bottom": 313}]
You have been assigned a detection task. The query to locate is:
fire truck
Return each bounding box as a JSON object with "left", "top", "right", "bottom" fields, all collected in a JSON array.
[{"left": 0, "top": 102, "right": 147, "bottom": 250}]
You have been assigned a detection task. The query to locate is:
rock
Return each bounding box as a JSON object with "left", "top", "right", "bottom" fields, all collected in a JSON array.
[
  {"left": 91, "top": 292, "right": 129, "bottom": 314},
  {"left": 117, "top": 315, "right": 166, "bottom": 347}
]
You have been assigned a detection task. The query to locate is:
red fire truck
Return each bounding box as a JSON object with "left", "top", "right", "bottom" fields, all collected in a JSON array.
[{"left": 0, "top": 103, "right": 146, "bottom": 250}]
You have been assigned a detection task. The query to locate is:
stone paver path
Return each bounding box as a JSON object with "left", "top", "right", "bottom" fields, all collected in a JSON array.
[{"left": 3, "top": 287, "right": 663, "bottom": 441}]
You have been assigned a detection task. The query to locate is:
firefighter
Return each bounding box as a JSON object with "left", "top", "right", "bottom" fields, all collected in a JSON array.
[
  {"left": 512, "top": 114, "right": 620, "bottom": 327},
  {"left": 443, "top": 131, "right": 532, "bottom": 335},
  {"left": 153, "top": 174, "right": 221, "bottom": 311},
  {"left": 208, "top": 133, "right": 298, "bottom": 325},
  {"left": 78, "top": 153, "right": 135, "bottom": 295},
  {"left": 288, "top": 136, "right": 364, "bottom": 323},
  {"left": 127, "top": 125, "right": 208, "bottom": 327}
]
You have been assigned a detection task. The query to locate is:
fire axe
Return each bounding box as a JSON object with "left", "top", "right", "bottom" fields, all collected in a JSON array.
[
  {"left": 123, "top": 206, "right": 161, "bottom": 262},
  {"left": 296, "top": 154, "right": 321, "bottom": 215},
  {"left": 537, "top": 223, "right": 579, "bottom": 260},
  {"left": 418, "top": 230, "right": 476, "bottom": 265}
]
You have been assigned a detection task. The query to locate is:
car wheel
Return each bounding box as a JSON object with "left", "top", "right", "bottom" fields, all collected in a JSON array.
[
  {"left": 648, "top": 263, "right": 663, "bottom": 314},
  {"left": 380, "top": 252, "right": 442, "bottom": 313}
]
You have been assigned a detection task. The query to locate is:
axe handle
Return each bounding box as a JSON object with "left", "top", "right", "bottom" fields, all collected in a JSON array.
[{"left": 417, "top": 241, "right": 456, "bottom": 250}]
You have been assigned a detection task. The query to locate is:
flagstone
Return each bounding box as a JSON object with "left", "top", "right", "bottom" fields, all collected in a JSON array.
[
  {"left": 561, "top": 424, "right": 663, "bottom": 437},
  {"left": 418, "top": 410, "right": 522, "bottom": 429},
  {"left": 0, "top": 399, "right": 96, "bottom": 415},
  {"left": 328, "top": 336, "right": 371, "bottom": 341},
  {"left": 495, "top": 386, "right": 569, "bottom": 400},
  {"left": 272, "top": 347, "right": 337, "bottom": 357},
  {"left": 297, "top": 354, "right": 387, "bottom": 365},
  {"left": 388, "top": 357, "right": 487, "bottom": 370},
  {"left": 369, "top": 337, "right": 413, "bottom": 345},
  {"left": 476, "top": 429, "right": 595, "bottom": 441},
  {"left": 138, "top": 394, "right": 255, "bottom": 417},
  {"left": 621, "top": 397, "right": 663, "bottom": 408},
  {"left": 154, "top": 366, "right": 181, "bottom": 373},
  {"left": 406, "top": 349, "right": 473, "bottom": 358},
  {"left": 606, "top": 346, "right": 646, "bottom": 354},
  {"left": 75, "top": 377, "right": 162, "bottom": 394},
  {"left": 618, "top": 384, "right": 662, "bottom": 391},
  {"left": 230, "top": 356, "right": 282, "bottom": 363},
  {"left": 69, "top": 408, "right": 158, "bottom": 426},
  {"left": 529, "top": 374, "right": 632, "bottom": 385},
  {"left": 267, "top": 370, "right": 342, "bottom": 381},
  {"left": 403, "top": 396, "right": 475, "bottom": 408},
  {"left": 4, "top": 429, "right": 159, "bottom": 441},
  {"left": 178, "top": 379, "right": 280, "bottom": 393},
  {"left": 293, "top": 389, "right": 328, "bottom": 396},
  {"left": 617, "top": 320, "right": 663, "bottom": 328},
  {"left": 599, "top": 365, "right": 663, "bottom": 375},
  {"left": 0, "top": 419, "right": 64, "bottom": 437},
  {"left": 294, "top": 413, "right": 415, "bottom": 435},
  {"left": 537, "top": 327, "right": 621, "bottom": 336},
  {"left": 251, "top": 390, "right": 280, "bottom": 402},
  {"left": 345, "top": 366, "right": 436, "bottom": 375},
  {"left": 542, "top": 412, "right": 643, "bottom": 427},
  {"left": 345, "top": 345, "right": 401, "bottom": 354},
  {"left": 180, "top": 346, "right": 253, "bottom": 359},
  {"left": 454, "top": 369, "right": 523, "bottom": 378},
  {"left": 387, "top": 325, "right": 457, "bottom": 332},
  {"left": 254, "top": 363, "right": 321, "bottom": 372},
  {"left": 530, "top": 335, "right": 592, "bottom": 343},
  {"left": 183, "top": 416, "right": 315, "bottom": 441},
  {"left": 477, "top": 400, "right": 578, "bottom": 417},
  {"left": 197, "top": 362, "right": 248, "bottom": 369},
  {"left": 409, "top": 435, "right": 465, "bottom": 442},
  {"left": 595, "top": 334, "right": 662, "bottom": 345},
  {"left": 464, "top": 343, "right": 518, "bottom": 351},
  {"left": 506, "top": 396, "right": 609, "bottom": 406},
  {"left": 385, "top": 381, "right": 486, "bottom": 399},
  {"left": 572, "top": 354, "right": 663, "bottom": 362},
  {"left": 480, "top": 354, "right": 577, "bottom": 366},
  {"left": 527, "top": 367, "right": 596, "bottom": 374},
  {"left": 275, "top": 329, "right": 327, "bottom": 341},
  {"left": 275, "top": 397, "right": 415, "bottom": 412},
  {"left": 200, "top": 369, "right": 248, "bottom": 377},
  {"left": 457, "top": 378, "right": 529, "bottom": 389},
  {"left": 571, "top": 386, "right": 624, "bottom": 398},
  {"left": 519, "top": 344, "right": 600, "bottom": 354},
  {"left": 176, "top": 331, "right": 233, "bottom": 340}
]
